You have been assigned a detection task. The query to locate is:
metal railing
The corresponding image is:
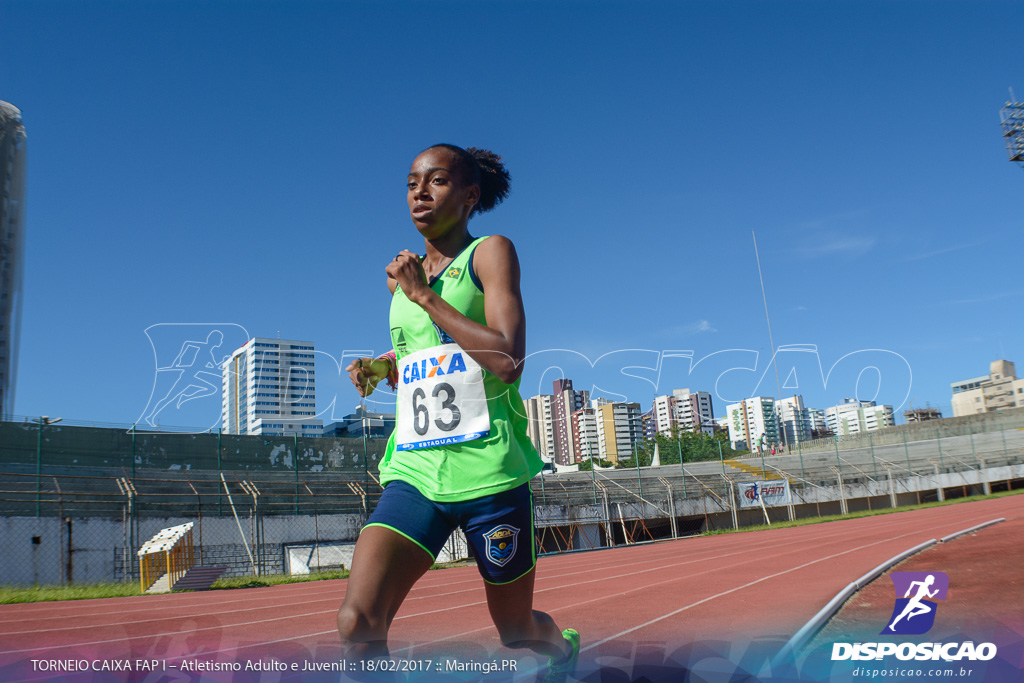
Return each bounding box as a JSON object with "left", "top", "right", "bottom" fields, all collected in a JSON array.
[{"left": 2, "top": 418, "right": 1022, "bottom": 587}]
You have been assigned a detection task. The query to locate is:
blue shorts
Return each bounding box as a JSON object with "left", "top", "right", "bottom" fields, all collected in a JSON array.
[{"left": 364, "top": 480, "right": 536, "bottom": 585}]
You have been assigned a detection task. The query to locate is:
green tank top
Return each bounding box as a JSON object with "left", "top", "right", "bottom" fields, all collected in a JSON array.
[{"left": 378, "top": 235, "right": 543, "bottom": 502}]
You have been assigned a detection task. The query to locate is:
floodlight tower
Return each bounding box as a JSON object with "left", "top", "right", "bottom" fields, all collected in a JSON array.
[
  {"left": 0, "top": 101, "right": 26, "bottom": 420},
  {"left": 1000, "top": 94, "right": 1024, "bottom": 171}
]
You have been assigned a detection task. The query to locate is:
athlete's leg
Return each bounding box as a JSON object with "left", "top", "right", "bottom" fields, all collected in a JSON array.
[
  {"left": 460, "top": 483, "right": 576, "bottom": 668},
  {"left": 889, "top": 602, "right": 916, "bottom": 629},
  {"left": 337, "top": 525, "right": 433, "bottom": 658},
  {"left": 906, "top": 603, "right": 931, "bottom": 621},
  {"left": 483, "top": 568, "right": 570, "bottom": 659},
  {"left": 890, "top": 600, "right": 933, "bottom": 629}
]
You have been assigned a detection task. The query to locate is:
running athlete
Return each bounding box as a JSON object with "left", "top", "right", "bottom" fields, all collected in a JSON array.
[
  {"left": 888, "top": 574, "right": 939, "bottom": 631},
  {"left": 338, "top": 144, "right": 579, "bottom": 681}
]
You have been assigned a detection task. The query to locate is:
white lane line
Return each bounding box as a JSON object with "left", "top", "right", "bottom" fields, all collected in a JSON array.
[
  {"left": 0, "top": 520, "right": 854, "bottom": 653},
  {"left": 0, "top": 502, "right": 931, "bottom": 627},
  {"left": 396, "top": 505, "right": 1011, "bottom": 660},
  {"left": 1, "top": 498, "right": 898, "bottom": 624},
  {"left": 0, "top": 514, "right": 980, "bottom": 683},
  {"left": 577, "top": 511, "right": 1003, "bottom": 653},
  {"left": 1, "top": 505, "right": 1001, "bottom": 653},
  {"left": 0, "top": 520, "right": 842, "bottom": 638},
  {"left": 172, "top": 514, "right": 959, "bottom": 661}
]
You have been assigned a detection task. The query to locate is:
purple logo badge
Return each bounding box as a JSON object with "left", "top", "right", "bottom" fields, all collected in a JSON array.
[{"left": 882, "top": 571, "right": 949, "bottom": 635}]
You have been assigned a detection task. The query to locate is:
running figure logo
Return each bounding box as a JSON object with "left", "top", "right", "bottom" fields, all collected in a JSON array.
[
  {"left": 882, "top": 571, "right": 949, "bottom": 635},
  {"left": 136, "top": 323, "right": 249, "bottom": 432},
  {"left": 744, "top": 483, "right": 760, "bottom": 502}
]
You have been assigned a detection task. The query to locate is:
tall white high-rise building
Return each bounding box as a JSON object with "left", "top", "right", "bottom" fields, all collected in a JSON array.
[
  {"left": 571, "top": 408, "right": 600, "bottom": 462},
  {"left": 524, "top": 394, "right": 555, "bottom": 460},
  {"left": 808, "top": 408, "right": 828, "bottom": 436},
  {"left": 222, "top": 337, "right": 322, "bottom": 436},
  {"left": 551, "top": 379, "right": 590, "bottom": 466},
  {"left": 652, "top": 395, "right": 676, "bottom": 435},
  {"left": 0, "top": 101, "right": 26, "bottom": 419},
  {"left": 647, "top": 393, "right": 671, "bottom": 436},
  {"left": 672, "top": 388, "right": 715, "bottom": 435},
  {"left": 593, "top": 398, "right": 641, "bottom": 463},
  {"left": 776, "top": 395, "right": 811, "bottom": 445},
  {"left": 725, "top": 397, "right": 778, "bottom": 450}
]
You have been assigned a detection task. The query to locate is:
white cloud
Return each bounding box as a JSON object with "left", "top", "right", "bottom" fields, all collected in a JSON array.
[
  {"left": 786, "top": 209, "right": 876, "bottom": 260},
  {"left": 794, "top": 235, "right": 876, "bottom": 259},
  {"left": 667, "top": 320, "right": 717, "bottom": 336},
  {"left": 902, "top": 240, "right": 987, "bottom": 262}
]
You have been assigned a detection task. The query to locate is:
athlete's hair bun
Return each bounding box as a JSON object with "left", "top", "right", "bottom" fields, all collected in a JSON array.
[
  {"left": 427, "top": 144, "right": 511, "bottom": 216},
  {"left": 465, "top": 147, "right": 511, "bottom": 215}
]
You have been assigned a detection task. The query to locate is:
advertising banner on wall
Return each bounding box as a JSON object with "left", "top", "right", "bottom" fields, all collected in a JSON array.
[{"left": 738, "top": 479, "right": 791, "bottom": 508}]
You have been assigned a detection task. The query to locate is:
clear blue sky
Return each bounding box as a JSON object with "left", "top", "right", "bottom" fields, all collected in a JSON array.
[{"left": 3, "top": 0, "right": 1022, "bottom": 430}]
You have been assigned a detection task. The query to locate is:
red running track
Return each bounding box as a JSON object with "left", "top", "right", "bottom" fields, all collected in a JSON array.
[{"left": 1, "top": 494, "right": 1022, "bottom": 682}]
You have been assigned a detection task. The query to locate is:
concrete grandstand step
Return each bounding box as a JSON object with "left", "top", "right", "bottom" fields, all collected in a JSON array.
[
  {"left": 171, "top": 566, "right": 228, "bottom": 592},
  {"left": 723, "top": 459, "right": 784, "bottom": 480}
]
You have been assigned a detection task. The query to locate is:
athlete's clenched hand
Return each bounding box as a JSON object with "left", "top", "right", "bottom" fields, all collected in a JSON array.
[
  {"left": 345, "top": 357, "right": 390, "bottom": 398},
  {"left": 386, "top": 250, "right": 431, "bottom": 305}
]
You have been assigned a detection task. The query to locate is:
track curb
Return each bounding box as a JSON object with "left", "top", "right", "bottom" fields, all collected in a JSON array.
[
  {"left": 939, "top": 517, "right": 1005, "bottom": 543},
  {"left": 772, "top": 515, "right": 1008, "bottom": 669}
]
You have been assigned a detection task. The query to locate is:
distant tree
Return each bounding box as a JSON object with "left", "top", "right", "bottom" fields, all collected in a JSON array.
[
  {"left": 578, "top": 457, "right": 614, "bottom": 471},
  {"left": 618, "top": 428, "right": 746, "bottom": 467}
]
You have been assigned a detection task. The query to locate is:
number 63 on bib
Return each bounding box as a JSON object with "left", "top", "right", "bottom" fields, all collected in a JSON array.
[{"left": 395, "top": 344, "right": 491, "bottom": 451}]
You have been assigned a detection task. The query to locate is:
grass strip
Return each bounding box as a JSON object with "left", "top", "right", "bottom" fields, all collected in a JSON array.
[
  {"left": 210, "top": 569, "right": 349, "bottom": 589},
  {"left": 0, "top": 582, "right": 143, "bottom": 604},
  {"left": 430, "top": 560, "right": 473, "bottom": 570},
  {"left": 3, "top": 489, "right": 1020, "bottom": 603}
]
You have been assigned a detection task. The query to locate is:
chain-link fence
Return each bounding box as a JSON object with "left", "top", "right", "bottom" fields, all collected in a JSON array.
[
  {"left": 0, "top": 420, "right": 387, "bottom": 476},
  {"left": 528, "top": 417, "right": 1024, "bottom": 552},
  {"left": 1, "top": 417, "right": 1022, "bottom": 588},
  {"left": 0, "top": 468, "right": 380, "bottom": 587},
  {"left": 791, "top": 406, "right": 1024, "bottom": 453}
]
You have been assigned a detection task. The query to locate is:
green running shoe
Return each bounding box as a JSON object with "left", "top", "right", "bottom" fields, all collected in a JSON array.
[{"left": 542, "top": 628, "right": 580, "bottom": 683}]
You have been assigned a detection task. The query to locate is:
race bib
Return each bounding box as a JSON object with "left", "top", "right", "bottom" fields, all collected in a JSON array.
[{"left": 395, "top": 344, "right": 490, "bottom": 451}]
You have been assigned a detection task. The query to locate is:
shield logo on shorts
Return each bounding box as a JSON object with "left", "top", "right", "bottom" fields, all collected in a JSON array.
[{"left": 483, "top": 524, "right": 519, "bottom": 567}]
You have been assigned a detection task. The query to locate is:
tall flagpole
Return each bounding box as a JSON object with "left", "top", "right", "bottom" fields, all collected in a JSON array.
[{"left": 753, "top": 231, "right": 785, "bottom": 448}]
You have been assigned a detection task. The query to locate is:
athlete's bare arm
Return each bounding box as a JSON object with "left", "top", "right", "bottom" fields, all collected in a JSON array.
[
  {"left": 342, "top": 277, "right": 403, "bottom": 397},
  {"left": 903, "top": 581, "right": 923, "bottom": 598},
  {"left": 386, "top": 235, "right": 526, "bottom": 384}
]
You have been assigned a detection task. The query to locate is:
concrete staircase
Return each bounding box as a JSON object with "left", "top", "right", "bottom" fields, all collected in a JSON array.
[{"left": 171, "top": 566, "right": 228, "bottom": 592}]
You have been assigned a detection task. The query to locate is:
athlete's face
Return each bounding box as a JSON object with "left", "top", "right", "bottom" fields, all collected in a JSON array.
[{"left": 407, "top": 148, "right": 479, "bottom": 238}]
